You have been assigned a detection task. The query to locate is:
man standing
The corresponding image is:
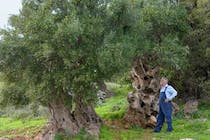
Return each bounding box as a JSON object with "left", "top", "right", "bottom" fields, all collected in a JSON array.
[{"left": 153, "top": 77, "right": 177, "bottom": 133}]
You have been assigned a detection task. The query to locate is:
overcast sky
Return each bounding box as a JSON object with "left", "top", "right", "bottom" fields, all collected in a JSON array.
[{"left": 0, "top": 0, "right": 22, "bottom": 29}]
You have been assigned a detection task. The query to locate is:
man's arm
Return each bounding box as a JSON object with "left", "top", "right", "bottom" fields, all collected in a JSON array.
[{"left": 165, "top": 85, "right": 177, "bottom": 101}]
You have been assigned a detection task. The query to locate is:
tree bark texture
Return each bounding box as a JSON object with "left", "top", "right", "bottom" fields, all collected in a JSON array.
[
  {"left": 123, "top": 58, "right": 179, "bottom": 128},
  {"left": 34, "top": 99, "right": 102, "bottom": 140}
]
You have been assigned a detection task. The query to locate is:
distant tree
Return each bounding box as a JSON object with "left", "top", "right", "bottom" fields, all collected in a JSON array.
[{"left": 180, "top": 0, "right": 210, "bottom": 99}]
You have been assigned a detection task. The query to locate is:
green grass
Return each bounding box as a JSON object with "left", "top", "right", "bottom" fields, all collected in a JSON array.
[
  {"left": 95, "top": 84, "right": 132, "bottom": 120},
  {"left": 0, "top": 117, "right": 47, "bottom": 138},
  {"left": 54, "top": 125, "right": 146, "bottom": 140},
  {"left": 99, "top": 118, "right": 210, "bottom": 140},
  {"left": 151, "top": 118, "right": 210, "bottom": 140},
  {"left": 54, "top": 128, "right": 97, "bottom": 140},
  {"left": 1, "top": 83, "right": 210, "bottom": 140},
  {"left": 96, "top": 84, "right": 210, "bottom": 140},
  {"left": 99, "top": 125, "right": 146, "bottom": 140},
  {"left": 149, "top": 102, "right": 210, "bottom": 140}
]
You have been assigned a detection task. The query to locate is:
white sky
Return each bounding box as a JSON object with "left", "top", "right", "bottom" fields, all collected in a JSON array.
[{"left": 0, "top": 0, "right": 22, "bottom": 29}]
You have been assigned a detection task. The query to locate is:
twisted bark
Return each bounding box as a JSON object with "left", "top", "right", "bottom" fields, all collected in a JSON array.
[
  {"left": 34, "top": 98, "right": 102, "bottom": 140},
  {"left": 123, "top": 58, "right": 179, "bottom": 128}
]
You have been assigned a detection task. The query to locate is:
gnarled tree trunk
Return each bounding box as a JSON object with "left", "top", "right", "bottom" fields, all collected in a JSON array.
[
  {"left": 34, "top": 98, "right": 102, "bottom": 140},
  {"left": 123, "top": 58, "right": 179, "bottom": 128}
]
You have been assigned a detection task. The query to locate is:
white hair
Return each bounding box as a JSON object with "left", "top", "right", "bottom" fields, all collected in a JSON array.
[{"left": 161, "top": 77, "right": 168, "bottom": 83}]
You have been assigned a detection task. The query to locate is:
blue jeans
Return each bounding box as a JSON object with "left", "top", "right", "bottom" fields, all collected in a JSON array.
[{"left": 154, "top": 102, "right": 173, "bottom": 132}]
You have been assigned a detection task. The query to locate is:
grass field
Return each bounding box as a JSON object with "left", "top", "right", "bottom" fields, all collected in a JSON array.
[
  {"left": 1, "top": 83, "right": 210, "bottom": 139},
  {"left": 96, "top": 84, "right": 210, "bottom": 140},
  {"left": 0, "top": 117, "right": 47, "bottom": 138}
]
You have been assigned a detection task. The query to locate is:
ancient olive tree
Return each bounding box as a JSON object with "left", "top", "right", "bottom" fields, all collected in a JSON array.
[
  {"left": 106, "top": 0, "right": 189, "bottom": 128},
  {"left": 0, "top": 0, "right": 126, "bottom": 139}
]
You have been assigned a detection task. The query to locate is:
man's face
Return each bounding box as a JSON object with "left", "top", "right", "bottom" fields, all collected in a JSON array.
[{"left": 160, "top": 79, "right": 167, "bottom": 87}]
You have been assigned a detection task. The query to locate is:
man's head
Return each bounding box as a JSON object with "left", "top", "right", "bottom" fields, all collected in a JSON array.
[{"left": 160, "top": 77, "right": 168, "bottom": 87}]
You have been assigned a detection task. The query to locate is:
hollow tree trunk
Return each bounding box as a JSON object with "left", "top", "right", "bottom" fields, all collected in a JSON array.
[
  {"left": 34, "top": 99, "right": 102, "bottom": 140},
  {"left": 123, "top": 57, "right": 179, "bottom": 128}
]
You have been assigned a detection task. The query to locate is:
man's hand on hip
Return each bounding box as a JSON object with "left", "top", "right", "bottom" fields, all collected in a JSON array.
[{"left": 165, "top": 98, "right": 170, "bottom": 103}]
